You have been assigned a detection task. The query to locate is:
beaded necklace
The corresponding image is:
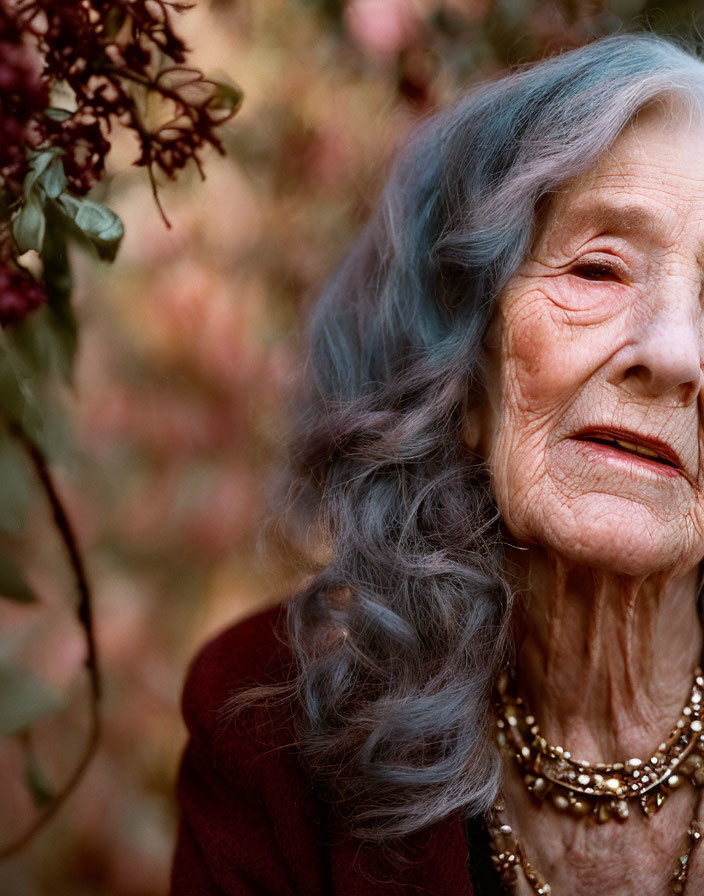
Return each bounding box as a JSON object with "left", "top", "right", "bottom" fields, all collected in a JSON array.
[{"left": 487, "top": 667, "right": 704, "bottom": 894}]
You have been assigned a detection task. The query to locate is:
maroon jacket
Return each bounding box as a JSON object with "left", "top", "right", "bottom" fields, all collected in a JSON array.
[{"left": 170, "top": 601, "right": 476, "bottom": 896}]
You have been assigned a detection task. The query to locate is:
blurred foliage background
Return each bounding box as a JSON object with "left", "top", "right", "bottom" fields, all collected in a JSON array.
[{"left": 1, "top": 0, "right": 703, "bottom": 893}]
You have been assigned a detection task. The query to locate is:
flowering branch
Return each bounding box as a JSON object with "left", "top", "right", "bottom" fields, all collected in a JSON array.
[
  {"left": 0, "top": 0, "right": 241, "bottom": 850},
  {"left": 1, "top": 0, "right": 241, "bottom": 325}
]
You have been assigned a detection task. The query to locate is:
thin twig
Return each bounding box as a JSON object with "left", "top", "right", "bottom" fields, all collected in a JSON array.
[{"left": 0, "top": 420, "right": 101, "bottom": 859}]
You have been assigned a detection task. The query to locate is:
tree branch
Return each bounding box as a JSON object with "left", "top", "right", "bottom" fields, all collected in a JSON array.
[{"left": 0, "top": 420, "right": 101, "bottom": 858}]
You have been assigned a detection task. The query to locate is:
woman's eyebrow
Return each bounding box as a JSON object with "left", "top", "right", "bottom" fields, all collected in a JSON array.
[{"left": 557, "top": 200, "right": 670, "bottom": 244}]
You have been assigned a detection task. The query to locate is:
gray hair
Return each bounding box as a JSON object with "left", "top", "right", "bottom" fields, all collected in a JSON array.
[{"left": 273, "top": 32, "right": 704, "bottom": 840}]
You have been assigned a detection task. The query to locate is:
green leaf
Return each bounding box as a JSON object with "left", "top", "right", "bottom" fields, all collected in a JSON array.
[
  {"left": 1, "top": 315, "right": 76, "bottom": 456},
  {"left": 9, "top": 290, "right": 77, "bottom": 389},
  {"left": 103, "top": 4, "right": 128, "bottom": 39},
  {"left": 0, "top": 662, "right": 65, "bottom": 735},
  {"left": 0, "top": 544, "right": 37, "bottom": 603},
  {"left": 24, "top": 749, "right": 55, "bottom": 807},
  {"left": 208, "top": 79, "right": 244, "bottom": 114},
  {"left": 22, "top": 151, "right": 56, "bottom": 199},
  {"left": 74, "top": 199, "right": 122, "bottom": 241},
  {"left": 40, "top": 155, "right": 67, "bottom": 200},
  {"left": 45, "top": 301, "right": 78, "bottom": 386},
  {"left": 12, "top": 195, "right": 46, "bottom": 253},
  {"left": 55, "top": 194, "right": 124, "bottom": 262},
  {"left": 41, "top": 217, "right": 76, "bottom": 384},
  {"left": 42, "top": 215, "right": 71, "bottom": 305},
  {"left": 7, "top": 314, "right": 53, "bottom": 379},
  {"left": 0, "top": 433, "right": 33, "bottom": 534},
  {"left": 43, "top": 107, "right": 72, "bottom": 122},
  {"left": 54, "top": 193, "right": 80, "bottom": 223},
  {"left": 0, "top": 340, "right": 43, "bottom": 444}
]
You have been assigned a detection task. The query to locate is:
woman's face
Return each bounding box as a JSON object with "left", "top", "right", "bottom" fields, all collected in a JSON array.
[{"left": 477, "top": 106, "right": 704, "bottom": 577}]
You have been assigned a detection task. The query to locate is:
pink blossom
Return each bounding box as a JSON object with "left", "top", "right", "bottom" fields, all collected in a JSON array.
[{"left": 344, "top": 0, "right": 422, "bottom": 59}]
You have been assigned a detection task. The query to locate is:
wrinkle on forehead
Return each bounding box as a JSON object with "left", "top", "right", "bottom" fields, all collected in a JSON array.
[
  {"left": 534, "top": 107, "right": 704, "bottom": 259},
  {"left": 546, "top": 202, "right": 671, "bottom": 248}
]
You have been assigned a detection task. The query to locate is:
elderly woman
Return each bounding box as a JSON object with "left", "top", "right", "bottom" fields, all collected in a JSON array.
[{"left": 170, "top": 33, "right": 704, "bottom": 896}]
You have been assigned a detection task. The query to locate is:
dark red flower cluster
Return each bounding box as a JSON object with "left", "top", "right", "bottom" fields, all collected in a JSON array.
[
  {"left": 0, "top": 0, "right": 239, "bottom": 327},
  {"left": 0, "top": 5, "right": 49, "bottom": 324},
  {"left": 0, "top": 5, "right": 48, "bottom": 195},
  {"left": 0, "top": 260, "right": 47, "bottom": 325},
  {"left": 12, "top": 0, "right": 240, "bottom": 205}
]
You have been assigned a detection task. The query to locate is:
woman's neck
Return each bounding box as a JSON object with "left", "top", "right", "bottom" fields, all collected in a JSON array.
[{"left": 510, "top": 547, "right": 703, "bottom": 762}]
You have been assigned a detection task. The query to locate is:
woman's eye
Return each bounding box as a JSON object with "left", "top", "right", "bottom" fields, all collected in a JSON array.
[{"left": 571, "top": 260, "right": 622, "bottom": 282}]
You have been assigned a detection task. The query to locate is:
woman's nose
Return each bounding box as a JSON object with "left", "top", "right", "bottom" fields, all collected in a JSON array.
[{"left": 616, "top": 295, "right": 704, "bottom": 405}]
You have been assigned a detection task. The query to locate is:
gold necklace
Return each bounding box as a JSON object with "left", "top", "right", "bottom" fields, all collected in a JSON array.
[
  {"left": 494, "top": 668, "right": 704, "bottom": 821},
  {"left": 486, "top": 791, "right": 704, "bottom": 895},
  {"left": 487, "top": 667, "right": 704, "bottom": 894}
]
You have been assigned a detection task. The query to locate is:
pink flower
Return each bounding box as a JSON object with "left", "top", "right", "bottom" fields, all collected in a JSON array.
[{"left": 344, "top": 0, "right": 422, "bottom": 60}]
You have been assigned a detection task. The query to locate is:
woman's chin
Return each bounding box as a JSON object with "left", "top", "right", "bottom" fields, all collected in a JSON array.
[
  {"left": 504, "top": 498, "right": 702, "bottom": 579},
  {"left": 549, "top": 534, "right": 683, "bottom": 578}
]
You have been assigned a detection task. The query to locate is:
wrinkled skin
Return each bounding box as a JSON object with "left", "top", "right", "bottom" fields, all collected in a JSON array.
[
  {"left": 468, "top": 105, "right": 704, "bottom": 894},
  {"left": 480, "top": 113, "right": 704, "bottom": 579}
]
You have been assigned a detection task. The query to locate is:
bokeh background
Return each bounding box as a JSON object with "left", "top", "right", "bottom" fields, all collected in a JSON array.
[{"left": 1, "top": 1, "right": 703, "bottom": 893}]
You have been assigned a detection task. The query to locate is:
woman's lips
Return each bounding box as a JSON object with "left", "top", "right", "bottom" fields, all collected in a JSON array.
[{"left": 568, "top": 427, "right": 683, "bottom": 478}]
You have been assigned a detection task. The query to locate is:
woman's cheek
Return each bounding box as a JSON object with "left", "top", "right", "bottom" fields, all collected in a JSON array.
[
  {"left": 502, "top": 280, "right": 627, "bottom": 407},
  {"left": 502, "top": 294, "right": 583, "bottom": 408}
]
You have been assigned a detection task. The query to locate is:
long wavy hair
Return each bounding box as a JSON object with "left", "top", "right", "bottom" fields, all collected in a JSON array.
[{"left": 260, "top": 33, "right": 704, "bottom": 841}]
